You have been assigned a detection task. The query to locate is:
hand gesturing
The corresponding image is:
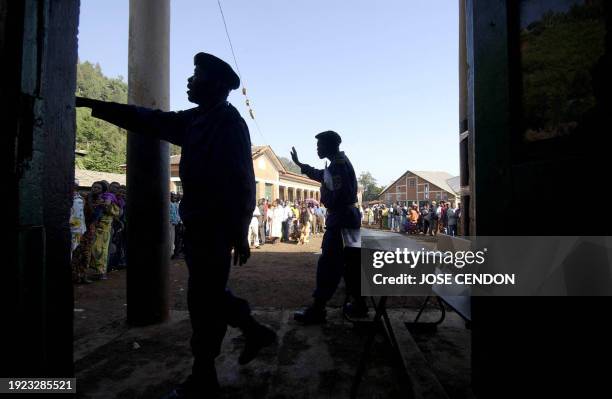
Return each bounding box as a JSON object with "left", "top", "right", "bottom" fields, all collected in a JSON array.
[{"left": 290, "top": 147, "right": 301, "bottom": 167}]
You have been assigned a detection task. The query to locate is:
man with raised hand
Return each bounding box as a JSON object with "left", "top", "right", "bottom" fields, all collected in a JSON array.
[{"left": 291, "top": 131, "right": 367, "bottom": 324}]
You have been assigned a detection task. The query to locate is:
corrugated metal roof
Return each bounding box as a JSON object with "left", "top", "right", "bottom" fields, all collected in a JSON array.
[
  {"left": 75, "top": 168, "right": 126, "bottom": 187},
  {"left": 379, "top": 170, "right": 459, "bottom": 196},
  {"left": 411, "top": 171, "right": 457, "bottom": 194},
  {"left": 446, "top": 176, "right": 461, "bottom": 194}
]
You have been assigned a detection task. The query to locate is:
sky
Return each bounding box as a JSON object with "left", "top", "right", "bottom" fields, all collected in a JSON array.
[{"left": 78, "top": 0, "right": 459, "bottom": 186}]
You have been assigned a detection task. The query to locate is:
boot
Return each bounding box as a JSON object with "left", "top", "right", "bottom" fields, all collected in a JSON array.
[
  {"left": 79, "top": 276, "right": 94, "bottom": 284},
  {"left": 239, "top": 321, "right": 277, "bottom": 365},
  {"left": 343, "top": 299, "right": 369, "bottom": 318},
  {"left": 294, "top": 303, "right": 327, "bottom": 325}
]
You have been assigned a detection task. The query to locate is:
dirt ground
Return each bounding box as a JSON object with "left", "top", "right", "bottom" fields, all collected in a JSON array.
[
  {"left": 73, "top": 230, "right": 471, "bottom": 398},
  {"left": 74, "top": 232, "right": 436, "bottom": 340}
]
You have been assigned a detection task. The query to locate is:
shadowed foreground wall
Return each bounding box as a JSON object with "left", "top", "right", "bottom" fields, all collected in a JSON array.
[{"left": 2, "top": 0, "right": 79, "bottom": 377}]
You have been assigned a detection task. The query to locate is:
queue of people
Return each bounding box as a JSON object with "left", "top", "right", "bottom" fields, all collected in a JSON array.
[
  {"left": 249, "top": 198, "right": 327, "bottom": 247},
  {"left": 70, "top": 179, "right": 127, "bottom": 283},
  {"left": 71, "top": 184, "right": 187, "bottom": 284},
  {"left": 363, "top": 200, "right": 461, "bottom": 236}
]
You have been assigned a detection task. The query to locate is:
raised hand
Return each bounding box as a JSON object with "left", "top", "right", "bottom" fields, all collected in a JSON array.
[{"left": 290, "top": 147, "right": 302, "bottom": 167}]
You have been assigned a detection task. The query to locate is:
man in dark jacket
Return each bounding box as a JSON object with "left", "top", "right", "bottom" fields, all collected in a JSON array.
[
  {"left": 290, "top": 131, "right": 367, "bottom": 324},
  {"left": 76, "top": 52, "right": 275, "bottom": 398}
]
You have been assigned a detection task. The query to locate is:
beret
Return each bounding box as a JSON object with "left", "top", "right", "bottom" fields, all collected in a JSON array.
[
  {"left": 194, "top": 52, "right": 240, "bottom": 90},
  {"left": 315, "top": 130, "right": 342, "bottom": 146}
]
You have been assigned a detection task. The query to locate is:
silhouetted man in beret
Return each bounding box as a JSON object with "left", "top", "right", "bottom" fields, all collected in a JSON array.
[
  {"left": 291, "top": 131, "right": 367, "bottom": 324},
  {"left": 76, "top": 52, "right": 276, "bottom": 398}
]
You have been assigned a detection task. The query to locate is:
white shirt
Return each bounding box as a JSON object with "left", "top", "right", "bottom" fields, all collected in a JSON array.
[{"left": 70, "top": 193, "right": 86, "bottom": 235}]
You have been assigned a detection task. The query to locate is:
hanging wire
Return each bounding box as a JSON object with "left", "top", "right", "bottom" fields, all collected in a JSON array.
[
  {"left": 216, "top": 0, "right": 266, "bottom": 143},
  {"left": 217, "top": 0, "right": 242, "bottom": 81}
]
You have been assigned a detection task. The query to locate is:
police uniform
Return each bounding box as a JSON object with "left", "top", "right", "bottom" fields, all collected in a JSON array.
[
  {"left": 80, "top": 53, "right": 275, "bottom": 394},
  {"left": 300, "top": 148, "right": 362, "bottom": 304}
]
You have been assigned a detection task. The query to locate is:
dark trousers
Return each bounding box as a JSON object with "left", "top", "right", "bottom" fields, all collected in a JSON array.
[
  {"left": 313, "top": 227, "right": 361, "bottom": 302},
  {"left": 430, "top": 219, "right": 438, "bottom": 235},
  {"left": 258, "top": 218, "right": 265, "bottom": 245},
  {"left": 174, "top": 223, "right": 184, "bottom": 256},
  {"left": 281, "top": 221, "right": 289, "bottom": 242},
  {"left": 183, "top": 222, "right": 251, "bottom": 377}
]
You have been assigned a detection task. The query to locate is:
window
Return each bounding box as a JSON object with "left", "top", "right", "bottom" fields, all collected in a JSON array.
[
  {"left": 265, "top": 183, "right": 273, "bottom": 201},
  {"left": 174, "top": 181, "right": 183, "bottom": 194}
]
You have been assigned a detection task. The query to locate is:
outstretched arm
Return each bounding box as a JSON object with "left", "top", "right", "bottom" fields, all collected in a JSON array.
[
  {"left": 76, "top": 97, "right": 193, "bottom": 146},
  {"left": 290, "top": 147, "right": 323, "bottom": 182}
]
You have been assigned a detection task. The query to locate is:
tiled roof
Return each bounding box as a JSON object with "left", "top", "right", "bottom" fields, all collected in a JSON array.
[{"left": 171, "top": 146, "right": 269, "bottom": 165}]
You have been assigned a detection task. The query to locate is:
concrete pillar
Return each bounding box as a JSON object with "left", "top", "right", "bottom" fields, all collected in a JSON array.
[
  {"left": 256, "top": 181, "right": 265, "bottom": 200},
  {"left": 459, "top": 0, "right": 467, "bottom": 131},
  {"left": 291, "top": 187, "right": 296, "bottom": 202},
  {"left": 273, "top": 184, "right": 279, "bottom": 202},
  {"left": 127, "top": 0, "right": 170, "bottom": 326}
]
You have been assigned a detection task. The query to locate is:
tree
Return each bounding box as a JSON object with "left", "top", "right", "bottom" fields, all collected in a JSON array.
[{"left": 359, "top": 171, "right": 383, "bottom": 201}]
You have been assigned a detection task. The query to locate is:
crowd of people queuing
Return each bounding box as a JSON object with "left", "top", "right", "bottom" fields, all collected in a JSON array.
[
  {"left": 70, "top": 180, "right": 187, "bottom": 284},
  {"left": 70, "top": 185, "right": 329, "bottom": 284},
  {"left": 249, "top": 198, "right": 327, "bottom": 248},
  {"left": 363, "top": 200, "right": 461, "bottom": 236},
  {"left": 70, "top": 179, "right": 127, "bottom": 283}
]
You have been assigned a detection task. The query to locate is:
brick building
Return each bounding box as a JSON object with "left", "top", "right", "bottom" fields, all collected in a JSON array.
[
  {"left": 170, "top": 145, "right": 321, "bottom": 203},
  {"left": 378, "top": 170, "right": 459, "bottom": 206}
]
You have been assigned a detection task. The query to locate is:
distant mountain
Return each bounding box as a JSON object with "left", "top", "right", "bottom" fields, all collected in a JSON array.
[{"left": 278, "top": 156, "right": 303, "bottom": 175}]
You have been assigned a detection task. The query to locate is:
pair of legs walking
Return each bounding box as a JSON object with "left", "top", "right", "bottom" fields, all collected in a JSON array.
[
  {"left": 294, "top": 227, "right": 366, "bottom": 324},
  {"left": 175, "top": 223, "right": 275, "bottom": 396}
]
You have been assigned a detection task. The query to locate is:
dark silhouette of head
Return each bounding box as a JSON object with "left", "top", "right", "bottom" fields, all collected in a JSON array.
[
  {"left": 91, "top": 181, "right": 106, "bottom": 198},
  {"left": 315, "top": 130, "right": 342, "bottom": 159},
  {"left": 187, "top": 53, "right": 240, "bottom": 106},
  {"left": 109, "top": 181, "right": 121, "bottom": 194}
]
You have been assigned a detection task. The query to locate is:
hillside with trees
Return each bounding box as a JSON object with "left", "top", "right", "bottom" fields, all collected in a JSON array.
[
  {"left": 520, "top": 1, "right": 606, "bottom": 141},
  {"left": 75, "top": 61, "right": 180, "bottom": 173},
  {"left": 278, "top": 156, "right": 303, "bottom": 174}
]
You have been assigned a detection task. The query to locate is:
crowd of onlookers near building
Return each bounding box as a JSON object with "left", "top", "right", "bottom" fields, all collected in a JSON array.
[
  {"left": 70, "top": 185, "right": 458, "bottom": 285},
  {"left": 362, "top": 201, "right": 461, "bottom": 236},
  {"left": 70, "top": 179, "right": 127, "bottom": 284},
  {"left": 249, "top": 198, "right": 327, "bottom": 248},
  {"left": 70, "top": 186, "right": 328, "bottom": 283},
  {"left": 70, "top": 180, "right": 187, "bottom": 284}
]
